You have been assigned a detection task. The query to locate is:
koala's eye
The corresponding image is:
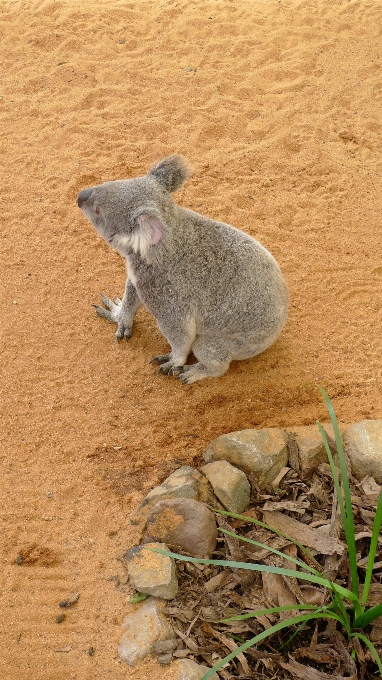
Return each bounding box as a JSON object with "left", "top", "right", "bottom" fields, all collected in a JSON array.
[{"left": 95, "top": 206, "right": 100, "bottom": 215}]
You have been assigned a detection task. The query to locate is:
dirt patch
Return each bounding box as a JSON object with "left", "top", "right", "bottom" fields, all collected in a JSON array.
[{"left": 1, "top": 0, "right": 382, "bottom": 678}]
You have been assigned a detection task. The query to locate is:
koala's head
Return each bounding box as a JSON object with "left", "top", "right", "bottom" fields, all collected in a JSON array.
[{"left": 77, "top": 155, "right": 191, "bottom": 261}]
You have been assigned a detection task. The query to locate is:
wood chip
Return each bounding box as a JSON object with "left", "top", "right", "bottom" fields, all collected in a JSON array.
[
  {"left": 54, "top": 645, "right": 72, "bottom": 653},
  {"left": 204, "top": 571, "right": 225, "bottom": 593},
  {"left": 263, "top": 499, "right": 310, "bottom": 513},
  {"left": 271, "top": 466, "right": 291, "bottom": 488},
  {"left": 280, "top": 656, "right": 357, "bottom": 680}
]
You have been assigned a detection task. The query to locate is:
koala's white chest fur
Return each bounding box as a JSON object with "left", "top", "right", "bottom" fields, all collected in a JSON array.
[{"left": 125, "top": 257, "right": 138, "bottom": 289}]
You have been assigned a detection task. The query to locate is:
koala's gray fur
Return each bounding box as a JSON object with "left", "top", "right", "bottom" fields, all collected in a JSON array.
[{"left": 77, "top": 155, "right": 289, "bottom": 384}]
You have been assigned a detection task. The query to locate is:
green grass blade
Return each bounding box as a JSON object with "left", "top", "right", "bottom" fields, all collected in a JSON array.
[
  {"left": 361, "top": 486, "right": 382, "bottom": 604},
  {"left": 219, "top": 527, "right": 321, "bottom": 576},
  {"left": 316, "top": 386, "right": 359, "bottom": 599},
  {"left": 353, "top": 603, "right": 382, "bottom": 629},
  {"left": 214, "top": 508, "right": 322, "bottom": 570},
  {"left": 329, "top": 581, "right": 351, "bottom": 634},
  {"left": 350, "top": 632, "right": 382, "bottom": 675},
  {"left": 199, "top": 611, "right": 346, "bottom": 680},
  {"left": 151, "top": 549, "right": 359, "bottom": 602},
  {"left": 128, "top": 592, "right": 149, "bottom": 603}
]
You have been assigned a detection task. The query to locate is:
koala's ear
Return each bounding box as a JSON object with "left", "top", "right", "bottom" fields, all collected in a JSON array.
[
  {"left": 136, "top": 214, "right": 163, "bottom": 245},
  {"left": 119, "top": 211, "right": 164, "bottom": 261},
  {"left": 148, "top": 154, "right": 192, "bottom": 193}
]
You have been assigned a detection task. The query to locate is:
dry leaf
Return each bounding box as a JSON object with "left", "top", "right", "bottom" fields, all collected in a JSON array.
[
  {"left": 211, "top": 628, "right": 251, "bottom": 675},
  {"left": 262, "top": 571, "right": 298, "bottom": 617},
  {"left": 262, "top": 510, "right": 344, "bottom": 555},
  {"left": 263, "top": 499, "right": 310, "bottom": 514},
  {"left": 54, "top": 645, "right": 72, "bottom": 653}
]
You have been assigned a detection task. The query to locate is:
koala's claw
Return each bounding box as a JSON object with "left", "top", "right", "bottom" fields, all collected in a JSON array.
[
  {"left": 168, "top": 366, "right": 184, "bottom": 377},
  {"left": 116, "top": 326, "right": 132, "bottom": 342},
  {"left": 150, "top": 354, "right": 172, "bottom": 366},
  {"left": 92, "top": 303, "right": 112, "bottom": 320},
  {"left": 156, "top": 363, "right": 172, "bottom": 376}
]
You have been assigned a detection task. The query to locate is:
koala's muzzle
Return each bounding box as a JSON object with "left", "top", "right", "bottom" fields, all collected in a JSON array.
[{"left": 77, "top": 188, "right": 94, "bottom": 207}]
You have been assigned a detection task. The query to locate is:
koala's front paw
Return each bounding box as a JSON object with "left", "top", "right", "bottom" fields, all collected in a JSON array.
[
  {"left": 93, "top": 293, "right": 132, "bottom": 342},
  {"left": 156, "top": 361, "right": 180, "bottom": 376},
  {"left": 150, "top": 355, "right": 185, "bottom": 377}
]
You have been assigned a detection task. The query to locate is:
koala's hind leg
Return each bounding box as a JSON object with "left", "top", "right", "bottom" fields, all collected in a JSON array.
[
  {"left": 176, "top": 339, "right": 232, "bottom": 385},
  {"left": 94, "top": 279, "right": 142, "bottom": 342},
  {"left": 151, "top": 319, "right": 196, "bottom": 377}
]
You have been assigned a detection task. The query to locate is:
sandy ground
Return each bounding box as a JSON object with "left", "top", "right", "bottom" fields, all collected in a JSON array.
[{"left": 1, "top": 0, "right": 382, "bottom": 677}]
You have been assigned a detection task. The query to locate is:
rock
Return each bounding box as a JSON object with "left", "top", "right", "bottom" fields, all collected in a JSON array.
[
  {"left": 171, "top": 658, "right": 219, "bottom": 679},
  {"left": 131, "top": 466, "right": 209, "bottom": 524},
  {"left": 201, "top": 460, "right": 250, "bottom": 513},
  {"left": 124, "top": 542, "right": 178, "bottom": 600},
  {"left": 287, "top": 423, "right": 335, "bottom": 478},
  {"left": 204, "top": 428, "right": 288, "bottom": 489},
  {"left": 153, "top": 639, "right": 179, "bottom": 654},
  {"left": 118, "top": 597, "right": 174, "bottom": 666},
  {"left": 158, "top": 652, "right": 173, "bottom": 664},
  {"left": 143, "top": 498, "right": 217, "bottom": 558},
  {"left": 343, "top": 421, "right": 382, "bottom": 483}
]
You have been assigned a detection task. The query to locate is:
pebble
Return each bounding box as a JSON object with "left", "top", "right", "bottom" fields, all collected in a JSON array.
[{"left": 59, "top": 592, "right": 79, "bottom": 608}]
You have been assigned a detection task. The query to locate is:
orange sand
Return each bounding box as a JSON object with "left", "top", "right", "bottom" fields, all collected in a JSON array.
[{"left": 1, "top": 0, "right": 382, "bottom": 677}]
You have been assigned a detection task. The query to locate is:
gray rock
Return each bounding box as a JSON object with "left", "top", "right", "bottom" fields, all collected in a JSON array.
[
  {"left": 153, "top": 639, "right": 179, "bottom": 654},
  {"left": 143, "top": 498, "right": 217, "bottom": 558},
  {"left": 288, "top": 423, "right": 336, "bottom": 478},
  {"left": 201, "top": 460, "right": 250, "bottom": 513},
  {"left": 131, "top": 466, "right": 209, "bottom": 524},
  {"left": 343, "top": 421, "right": 382, "bottom": 483},
  {"left": 158, "top": 652, "right": 173, "bottom": 664},
  {"left": 118, "top": 597, "right": 174, "bottom": 666},
  {"left": 204, "top": 428, "right": 288, "bottom": 489},
  {"left": 124, "top": 542, "right": 178, "bottom": 600},
  {"left": 171, "top": 658, "right": 219, "bottom": 679}
]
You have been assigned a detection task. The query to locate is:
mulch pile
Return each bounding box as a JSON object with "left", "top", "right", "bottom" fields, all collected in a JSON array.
[{"left": 157, "top": 443, "right": 382, "bottom": 679}]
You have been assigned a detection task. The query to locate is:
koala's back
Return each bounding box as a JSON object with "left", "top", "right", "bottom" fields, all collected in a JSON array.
[{"left": 129, "top": 207, "right": 288, "bottom": 342}]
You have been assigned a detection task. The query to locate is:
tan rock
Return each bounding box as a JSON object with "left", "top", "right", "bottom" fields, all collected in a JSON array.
[
  {"left": 287, "top": 423, "right": 336, "bottom": 478},
  {"left": 118, "top": 597, "right": 174, "bottom": 666},
  {"left": 131, "top": 466, "right": 209, "bottom": 525},
  {"left": 124, "top": 542, "right": 178, "bottom": 600},
  {"left": 143, "top": 498, "right": 217, "bottom": 558},
  {"left": 201, "top": 460, "right": 250, "bottom": 513},
  {"left": 343, "top": 420, "right": 382, "bottom": 483},
  {"left": 170, "top": 658, "right": 219, "bottom": 679},
  {"left": 204, "top": 428, "right": 288, "bottom": 489}
]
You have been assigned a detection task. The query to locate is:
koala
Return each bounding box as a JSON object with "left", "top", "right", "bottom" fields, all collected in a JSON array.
[{"left": 77, "top": 155, "right": 289, "bottom": 384}]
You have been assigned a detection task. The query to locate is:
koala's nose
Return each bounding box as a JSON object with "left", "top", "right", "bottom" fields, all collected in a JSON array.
[{"left": 77, "top": 188, "right": 93, "bottom": 207}]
